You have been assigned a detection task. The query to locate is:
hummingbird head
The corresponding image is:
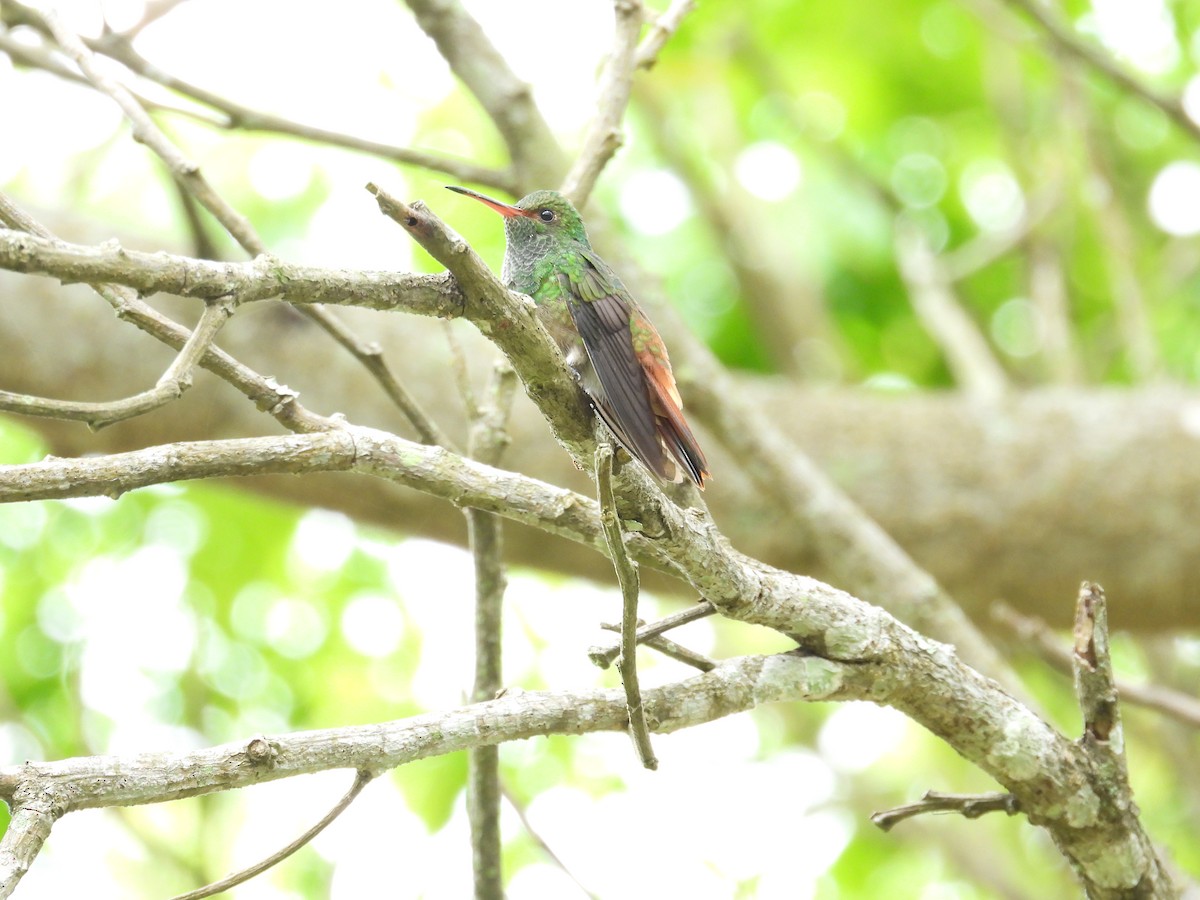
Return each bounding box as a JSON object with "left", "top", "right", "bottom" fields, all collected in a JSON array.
[{"left": 446, "top": 186, "right": 590, "bottom": 246}]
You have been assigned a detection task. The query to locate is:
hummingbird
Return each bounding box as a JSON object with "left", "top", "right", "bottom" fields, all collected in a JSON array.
[{"left": 447, "top": 186, "right": 709, "bottom": 489}]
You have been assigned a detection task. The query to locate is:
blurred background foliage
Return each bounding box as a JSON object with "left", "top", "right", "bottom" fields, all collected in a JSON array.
[{"left": 3, "top": 0, "right": 1200, "bottom": 896}]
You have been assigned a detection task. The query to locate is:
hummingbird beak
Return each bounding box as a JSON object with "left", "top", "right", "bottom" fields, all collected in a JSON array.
[{"left": 445, "top": 185, "right": 532, "bottom": 218}]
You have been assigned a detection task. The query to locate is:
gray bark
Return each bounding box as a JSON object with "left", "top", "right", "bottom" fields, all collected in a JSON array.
[{"left": 3, "top": 261, "right": 1197, "bottom": 630}]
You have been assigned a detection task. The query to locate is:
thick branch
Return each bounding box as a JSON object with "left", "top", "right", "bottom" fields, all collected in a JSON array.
[{"left": 0, "top": 228, "right": 461, "bottom": 313}]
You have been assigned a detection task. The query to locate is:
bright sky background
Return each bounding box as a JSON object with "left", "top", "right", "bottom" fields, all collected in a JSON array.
[{"left": 3, "top": 0, "right": 1196, "bottom": 895}]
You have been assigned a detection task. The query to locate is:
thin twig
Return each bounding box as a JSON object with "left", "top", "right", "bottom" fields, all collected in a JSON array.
[
  {"left": 871, "top": 790, "right": 1020, "bottom": 832},
  {"left": 633, "top": 0, "right": 697, "bottom": 69},
  {"left": 297, "top": 305, "right": 454, "bottom": 449},
  {"left": 501, "top": 786, "right": 601, "bottom": 900},
  {"left": 598, "top": 622, "right": 716, "bottom": 672},
  {"left": 992, "top": 0, "right": 1200, "bottom": 147},
  {"left": 894, "top": 220, "right": 1009, "bottom": 399},
  {"left": 443, "top": 320, "right": 481, "bottom": 421},
  {"left": 596, "top": 439, "right": 656, "bottom": 770},
  {"left": 0, "top": 296, "right": 234, "bottom": 429},
  {"left": 589, "top": 600, "right": 717, "bottom": 668},
  {"left": 0, "top": 194, "right": 334, "bottom": 435},
  {"left": 168, "top": 770, "right": 375, "bottom": 900},
  {"left": 90, "top": 30, "right": 513, "bottom": 191},
  {"left": 33, "top": 4, "right": 442, "bottom": 436},
  {"left": 993, "top": 602, "right": 1200, "bottom": 730}
]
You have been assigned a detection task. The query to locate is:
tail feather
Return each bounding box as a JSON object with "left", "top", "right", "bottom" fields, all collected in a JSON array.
[{"left": 646, "top": 376, "right": 709, "bottom": 489}]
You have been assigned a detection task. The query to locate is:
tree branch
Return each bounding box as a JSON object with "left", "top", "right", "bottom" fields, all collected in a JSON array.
[
  {"left": 560, "top": 0, "right": 643, "bottom": 206},
  {"left": 168, "top": 770, "right": 375, "bottom": 900},
  {"left": 0, "top": 295, "right": 234, "bottom": 428},
  {"left": 464, "top": 358, "right": 516, "bottom": 900},
  {"left": 993, "top": 602, "right": 1200, "bottom": 730},
  {"left": 0, "top": 797, "right": 58, "bottom": 899},
  {"left": 0, "top": 199, "right": 337, "bottom": 435},
  {"left": 633, "top": 0, "right": 696, "bottom": 69},
  {"left": 0, "top": 654, "right": 847, "bottom": 812},
  {"left": 597, "top": 439, "right": 656, "bottom": 769},
  {"left": 894, "top": 220, "right": 1010, "bottom": 399},
  {"left": 990, "top": 0, "right": 1200, "bottom": 147},
  {"left": 0, "top": 227, "right": 460, "bottom": 313},
  {"left": 871, "top": 791, "right": 1020, "bottom": 833},
  {"left": 401, "top": 0, "right": 566, "bottom": 188}
]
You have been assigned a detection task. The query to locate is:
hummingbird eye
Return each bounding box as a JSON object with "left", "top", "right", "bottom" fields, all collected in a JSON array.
[{"left": 538, "top": 209, "right": 555, "bottom": 222}]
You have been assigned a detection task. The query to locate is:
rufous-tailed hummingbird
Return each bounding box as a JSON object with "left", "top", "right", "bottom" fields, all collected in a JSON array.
[{"left": 447, "top": 187, "right": 709, "bottom": 488}]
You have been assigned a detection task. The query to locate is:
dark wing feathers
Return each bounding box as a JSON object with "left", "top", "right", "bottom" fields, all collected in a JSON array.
[{"left": 556, "top": 265, "right": 671, "bottom": 479}]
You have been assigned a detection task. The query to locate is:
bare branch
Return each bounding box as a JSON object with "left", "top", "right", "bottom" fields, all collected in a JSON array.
[
  {"left": 589, "top": 600, "right": 717, "bottom": 668},
  {"left": 0, "top": 197, "right": 336, "bottom": 435},
  {"left": 633, "top": 0, "right": 697, "bottom": 69},
  {"left": 871, "top": 791, "right": 1020, "bottom": 832},
  {"left": 991, "top": 0, "right": 1200, "bottom": 148},
  {"left": 294, "top": 304, "right": 454, "bottom": 448},
  {"left": 598, "top": 621, "right": 717, "bottom": 672},
  {"left": 401, "top": 0, "right": 566, "bottom": 187},
  {"left": 0, "top": 797, "right": 58, "bottom": 899},
  {"left": 0, "top": 227, "right": 461, "bottom": 314},
  {"left": 0, "top": 654, "right": 850, "bottom": 812},
  {"left": 993, "top": 603, "right": 1200, "bottom": 730},
  {"left": 560, "top": 0, "right": 643, "bottom": 206},
  {"left": 894, "top": 220, "right": 1010, "bottom": 399},
  {"left": 597, "top": 439, "right": 656, "bottom": 770},
  {"left": 464, "top": 359, "right": 517, "bottom": 900},
  {"left": 168, "top": 770, "right": 375, "bottom": 900},
  {"left": 0, "top": 295, "right": 234, "bottom": 428}
]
